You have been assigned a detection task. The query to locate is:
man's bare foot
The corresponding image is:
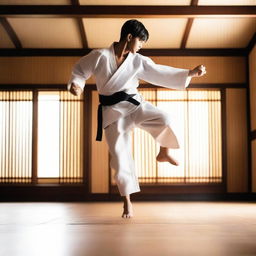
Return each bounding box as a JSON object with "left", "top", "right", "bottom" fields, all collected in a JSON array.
[
  {"left": 156, "top": 147, "right": 179, "bottom": 166},
  {"left": 122, "top": 196, "right": 133, "bottom": 218}
]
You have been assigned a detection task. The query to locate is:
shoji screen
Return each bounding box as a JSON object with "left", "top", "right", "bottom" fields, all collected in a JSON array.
[
  {"left": 0, "top": 91, "right": 33, "bottom": 183},
  {"left": 38, "top": 91, "right": 84, "bottom": 183},
  {"left": 128, "top": 88, "right": 222, "bottom": 184},
  {"left": 59, "top": 91, "right": 84, "bottom": 183},
  {"left": 0, "top": 90, "right": 84, "bottom": 184}
]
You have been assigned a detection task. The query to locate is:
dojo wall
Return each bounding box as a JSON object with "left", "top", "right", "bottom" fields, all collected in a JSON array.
[
  {"left": 0, "top": 55, "right": 249, "bottom": 194},
  {"left": 249, "top": 46, "right": 256, "bottom": 192},
  {"left": 0, "top": 56, "right": 246, "bottom": 85}
]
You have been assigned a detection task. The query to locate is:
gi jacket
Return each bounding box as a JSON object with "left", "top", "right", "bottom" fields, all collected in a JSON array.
[{"left": 68, "top": 43, "right": 191, "bottom": 129}]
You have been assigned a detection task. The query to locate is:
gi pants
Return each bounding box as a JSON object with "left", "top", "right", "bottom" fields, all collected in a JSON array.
[{"left": 104, "top": 101, "right": 180, "bottom": 196}]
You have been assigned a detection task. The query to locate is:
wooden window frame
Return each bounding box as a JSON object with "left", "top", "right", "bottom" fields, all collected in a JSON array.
[{"left": 1, "top": 83, "right": 250, "bottom": 200}]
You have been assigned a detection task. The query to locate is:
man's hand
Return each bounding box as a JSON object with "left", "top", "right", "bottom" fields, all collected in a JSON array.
[
  {"left": 189, "top": 65, "right": 207, "bottom": 78},
  {"left": 70, "top": 83, "right": 83, "bottom": 96}
]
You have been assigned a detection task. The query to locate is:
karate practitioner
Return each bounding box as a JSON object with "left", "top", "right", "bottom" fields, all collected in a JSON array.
[{"left": 68, "top": 19, "right": 206, "bottom": 218}]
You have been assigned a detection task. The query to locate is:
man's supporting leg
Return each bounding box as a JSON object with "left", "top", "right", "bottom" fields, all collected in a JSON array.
[
  {"left": 105, "top": 117, "right": 140, "bottom": 217},
  {"left": 122, "top": 195, "right": 133, "bottom": 218}
]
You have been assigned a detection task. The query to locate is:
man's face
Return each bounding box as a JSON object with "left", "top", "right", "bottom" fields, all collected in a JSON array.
[{"left": 128, "top": 37, "right": 146, "bottom": 53}]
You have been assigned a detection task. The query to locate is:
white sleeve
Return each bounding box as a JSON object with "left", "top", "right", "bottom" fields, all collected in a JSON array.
[
  {"left": 67, "top": 50, "right": 98, "bottom": 91},
  {"left": 137, "top": 55, "right": 191, "bottom": 90}
]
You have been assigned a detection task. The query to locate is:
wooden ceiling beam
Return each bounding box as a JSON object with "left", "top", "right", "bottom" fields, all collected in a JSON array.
[
  {"left": 0, "top": 5, "right": 255, "bottom": 18},
  {"left": 77, "top": 18, "right": 88, "bottom": 48},
  {"left": 71, "top": 0, "right": 88, "bottom": 49},
  {"left": 181, "top": 19, "right": 193, "bottom": 49},
  {"left": 246, "top": 32, "right": 256, "bottom": 54},
  {"left": 180, "top": 0, "right": 198, "bottom": 49},
  {"left": 0, "top": 17, "right": 22, "bottom": 49}
]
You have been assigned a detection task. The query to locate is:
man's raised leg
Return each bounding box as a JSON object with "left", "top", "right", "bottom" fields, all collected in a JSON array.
[{"left": 156, "top": 146, "right": 179, "bottom": 166}]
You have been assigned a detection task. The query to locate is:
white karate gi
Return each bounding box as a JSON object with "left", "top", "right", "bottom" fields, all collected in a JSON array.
[{"left": 68, "top": 43, "right": 191, "bottom": 196}]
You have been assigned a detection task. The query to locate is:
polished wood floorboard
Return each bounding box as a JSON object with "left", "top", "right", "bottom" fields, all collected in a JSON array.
[{"left": 0, "top": 202, "right": 256, "bottom": 256}]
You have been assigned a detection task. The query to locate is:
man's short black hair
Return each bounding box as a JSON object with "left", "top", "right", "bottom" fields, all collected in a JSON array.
[{"left": 120, "top": 19, "right": 149, "bottom": 42}]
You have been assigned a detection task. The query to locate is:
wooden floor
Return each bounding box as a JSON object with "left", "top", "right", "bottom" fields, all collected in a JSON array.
[{"left": 0, "top": 201, "right": 256, "bottom": 256}]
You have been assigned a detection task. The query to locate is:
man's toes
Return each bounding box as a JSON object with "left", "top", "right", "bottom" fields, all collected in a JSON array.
[
  {"left": 173, "top": 160, "right": 179, "bottom": 166},
  {"left": 122, "top": 213, "right": 132, "bottom": 218}
]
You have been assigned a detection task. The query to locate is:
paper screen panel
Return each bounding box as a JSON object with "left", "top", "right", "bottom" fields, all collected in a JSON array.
[{"left": 0, "top": 91, "right": 33, "bottom": 183}]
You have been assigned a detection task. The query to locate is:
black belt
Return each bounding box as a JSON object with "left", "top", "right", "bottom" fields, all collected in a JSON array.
[{"left": 96, "top": 91, "right": 140, "bottom": 141}]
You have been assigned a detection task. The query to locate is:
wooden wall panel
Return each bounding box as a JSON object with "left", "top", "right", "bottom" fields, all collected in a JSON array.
[
  {"left": 91, "top": 91, "right": 109, "bottom": 193},
  {"left": 249, "top": 46, "right": 256, "bottom": 131},
  {"left": 0, "top": 57, "right": 95, "bottom": 85},
  {"left": 151, "top": 56, "right": 246, "bottom": 84},
  {"left": 0, "top": 55, "right": 249, "bottom": 194},
  {"left": 0, "top": 56, "right": 246, "bottom": 85},
  {"left": 249, "top": 45, "right": 256, "bottom": 192},
  {"left": 226, "top": 89, "right": 248, "bottom": 193},
  {"left": 252, "top": 140, "right": 256, "bottom": 193}
]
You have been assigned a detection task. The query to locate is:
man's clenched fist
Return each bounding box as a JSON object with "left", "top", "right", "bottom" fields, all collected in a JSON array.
[{"left": 70, "top": 83, "right": 83, "bottom": 96}]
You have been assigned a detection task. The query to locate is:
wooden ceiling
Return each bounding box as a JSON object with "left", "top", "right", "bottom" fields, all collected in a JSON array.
[{"left": 0, "top": 0, "right": 255, "bottom": 56}]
